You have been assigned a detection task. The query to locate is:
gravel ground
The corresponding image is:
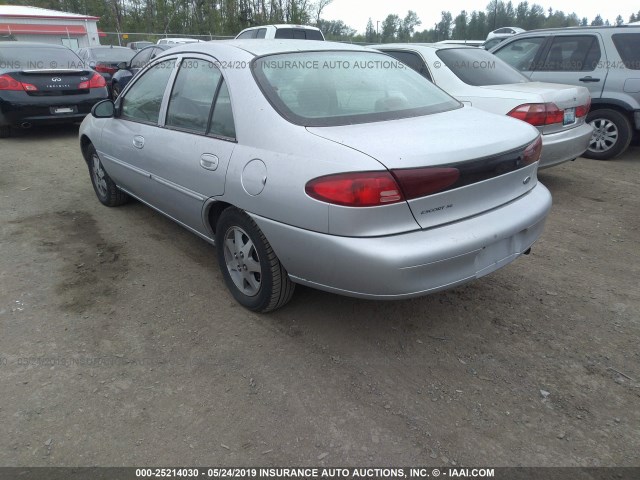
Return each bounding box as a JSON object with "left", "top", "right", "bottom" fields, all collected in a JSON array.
[{"left": 1, "top": 125, "right": 639, "bottom": 467}]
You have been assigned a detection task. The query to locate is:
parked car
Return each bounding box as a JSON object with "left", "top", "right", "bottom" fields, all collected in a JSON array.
[
  {"left": 377, "top": 43, "right": 593, "bottom": 168},
  {"left": 76, "top": 46, "right": 136, "bottom": 87},
  {"left": 235, "top": 24, "right": 324, "bottom": 40},
  {"left": 156, "top": 37, "right": 203, "bottom": 45},
  {"left": 490, "top": 25, "right": 640, "bottom": 160},
  {"left": 482, "top": 37, "right": 507, "bottom": 50},
  {"left": 126, "top": 41, "right": 153, "bottom": 51},
  {"left": 487, "top": 27, "right": 525, "bottom": 40},
  {"left": 436, "top": 40, "right": 484, "bottom": 47},
  {"left": 110, "top": 44, "right": 173, "bottom": 100},
  {"left": 0, "top": 42, "right": 108, "bottom": 138},
  {"left": 80, "top": 40, "right": 551, "bottom": 312}
]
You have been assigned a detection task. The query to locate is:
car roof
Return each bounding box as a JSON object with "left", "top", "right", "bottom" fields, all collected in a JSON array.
[
  {"left": 377, "top": 43, "right": 476, "bottom": 51},
  {"left": 243, "top": 24, "right": 322, "bottom": 31},
  {"left": 86, "top": 45, "right": 131, "bottom": 50},
  {"left": 1, "top": 41, "right": 70, "bottom": 49},
  {"left": 509, "top": 24, "right": 640, "bottom": 35},
  {"left": 166, "top": 39, "right": 366, "bottom": 57}
]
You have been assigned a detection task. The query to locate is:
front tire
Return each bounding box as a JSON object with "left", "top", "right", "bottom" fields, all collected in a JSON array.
[
  {"left": 215, "top": 208, "right": 294, "bottom": 312},
  {"left": 584, "top": 109, "right": 632, "bottom": 160},
  {"left": 84, "top": 143, "right": 129, "bottom": 207}
]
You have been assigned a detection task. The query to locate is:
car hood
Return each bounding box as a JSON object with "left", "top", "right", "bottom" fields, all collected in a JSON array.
[{"left": 306, "top": 106, "right": 538, "bottom": 169}]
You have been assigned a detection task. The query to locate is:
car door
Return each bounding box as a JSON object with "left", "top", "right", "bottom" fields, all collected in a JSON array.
[
  {"left": 142, "top": 56, "right": 236, "bottom": 233},
  {"left": 98, "top": 57, "right": 177, "bottom": 199},
  {"left": 527, "top": 33, "right": 607, "bottom": 98}
]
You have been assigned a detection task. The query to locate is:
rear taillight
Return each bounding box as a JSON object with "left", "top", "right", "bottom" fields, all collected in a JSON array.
[
  {"left": 508, "top": 103, "right": 563, "bottom": 126},
  {"left": 576, "top": 98, "right": 591, "bottom": 117},
  {"left": 522, "top": 136, "right": 543, "bottom": 166},
  {"left": 79, "top": 73, "right": 107, "bottom": 89},
  {"left": 391, "top": 167, "right": 460, "bottom": 199},
  {"left": 0, "top": 74, "right": 38, "bottom": 92},
  {"left": 305, "top": 171, "right": 403, "bottom": 207},
  {"left": 94, "top": 64, "right": 117, "bottom": 75}
]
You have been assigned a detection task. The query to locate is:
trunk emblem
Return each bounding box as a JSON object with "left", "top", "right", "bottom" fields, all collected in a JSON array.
[
  {"left": 51, "top": 77, "right": 62, "bottom": 82},
  {"left": 523, "top": 176, "right": 531, "bottom": 185}
]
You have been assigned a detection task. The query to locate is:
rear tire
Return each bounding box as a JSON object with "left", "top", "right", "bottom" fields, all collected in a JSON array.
[
  {"left": 215, "top": 208, "right": 295, "bottom": 313},
  {"left": 584, "top": 109, "right": 632, "bottom": 160},
  {"left": 84, "top": 143, "right": 129, "bottom": 207}
]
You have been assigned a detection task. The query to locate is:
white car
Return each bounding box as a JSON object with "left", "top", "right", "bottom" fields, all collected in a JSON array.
[
  {"left": 235, "top": 24, "right": 324, "bottom": 40},
  {"left": 486, "top": 27, "right": 525, "bottom": 40},
  {"left": 377, "top": 43, "right": 593, "bottom": 168},
  {"left": 157, "top": 37, "right": 204, "bottom": 45}
]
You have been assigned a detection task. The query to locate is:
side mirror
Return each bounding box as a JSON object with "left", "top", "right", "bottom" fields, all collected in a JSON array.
[
  {"left": 117, "top": 61, "right": 127, "bottom": 70},
  {"left": 91, "top": 99, "right": 115, "bottom": 118}
]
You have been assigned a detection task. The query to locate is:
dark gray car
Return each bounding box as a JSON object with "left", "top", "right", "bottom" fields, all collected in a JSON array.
[{"left": 491, "top": 25, "right": 640, "bottom": 160}]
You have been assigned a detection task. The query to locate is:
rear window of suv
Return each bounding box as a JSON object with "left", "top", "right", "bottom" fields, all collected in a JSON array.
[{"left": 612, "top": 33, "right": 640, "bottom": 70}]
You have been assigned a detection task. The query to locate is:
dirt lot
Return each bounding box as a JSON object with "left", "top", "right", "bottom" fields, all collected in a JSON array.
[{"left": 1, "top": 125, "right": 639, "bottom": 468}]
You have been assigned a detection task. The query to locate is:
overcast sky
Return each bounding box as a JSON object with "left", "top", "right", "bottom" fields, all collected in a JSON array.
[{"left": 322, "top": 0, "right": 640, "bottom": 35}]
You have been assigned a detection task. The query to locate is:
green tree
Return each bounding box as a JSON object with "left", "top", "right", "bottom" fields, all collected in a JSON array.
[{"left": 591, "top": 14, "right": 604, "bottom": 26}]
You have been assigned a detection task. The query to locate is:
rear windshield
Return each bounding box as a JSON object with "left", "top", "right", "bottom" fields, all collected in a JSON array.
[
  {"left": 92, "top": 48, "right": 136, "bottom": 62},
  {"left": 0, "top": 46, "right": 83, "bottom": 69},
  {"left": 436, "top": 48, "right": 528, "bottom": 86},
  {"left": 253, "top": 51, "right": 460, "bottom": 127},
  {"left": 612, "top": 33, "right": 640, "bottom": 70}
]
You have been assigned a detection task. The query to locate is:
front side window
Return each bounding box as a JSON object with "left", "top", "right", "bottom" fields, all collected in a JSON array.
[
  {"left": 253, "top": 51, "right": 460, "bottom": 127},
  {"left": 166, "top": 59, "right": 222, "bottom": 133},
  {"left": 612, "top": 33, "right": 640, "bottom": 70},
  {"left": 131, "top": 48, "right": 153, "bottom": 69},
  {"left": 540, "top": 35, "right": 601, "bottom": 72},
  {"left": 493, "top": 37, "right": 545, "bottom": 71},
  {"left": 121, "top": 59, "right": 176, "bottom": 124},
  {"left": 436, "top": 48, "right": 528, "bottom": 85}
]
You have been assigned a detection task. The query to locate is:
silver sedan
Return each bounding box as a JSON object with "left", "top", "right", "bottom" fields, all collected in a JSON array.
[{"left": 79, "top": 40, "right": 552, "bottom": 312}]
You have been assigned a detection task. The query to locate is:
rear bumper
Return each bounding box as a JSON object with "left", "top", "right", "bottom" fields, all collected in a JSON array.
[
  {"left": 0, "top": 90, "right": 107, "bottom": 127},
  {"left": 250, "top": 183, "right": 552, "bottom": 300},
  {"left": 539, "top": 122, "right": 593, "bottom": 169}
]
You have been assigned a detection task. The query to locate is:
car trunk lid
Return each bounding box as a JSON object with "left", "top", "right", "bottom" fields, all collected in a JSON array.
[
  {"left": 307, "top": 107, "right": 540, "bottom": 229},
  {"left": 12, "top": 69, "right": 95, "bottom": 96}
]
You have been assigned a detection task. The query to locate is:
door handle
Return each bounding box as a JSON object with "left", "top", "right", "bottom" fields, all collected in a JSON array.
[
  {"left": 200, "top": 154, "right": 219, "bottom": 171},
  {"left": 132, "top": 135, "right": 145, "bottom": 149},
  {"left": 579, "top": 77, "right": 600, "bottom": 83}
]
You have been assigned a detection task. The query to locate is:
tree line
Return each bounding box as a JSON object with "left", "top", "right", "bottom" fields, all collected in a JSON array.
[{"left": 3, "top": 0, "right": 639, "bottom": 41}]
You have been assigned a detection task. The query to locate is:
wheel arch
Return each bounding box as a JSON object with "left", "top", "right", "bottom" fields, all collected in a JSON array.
[
  {"left": 79, "top": 134, "right": 93, "bottom": 164},
  {"left": 204, "top": 200, "right": 234, "bottom": 237}
]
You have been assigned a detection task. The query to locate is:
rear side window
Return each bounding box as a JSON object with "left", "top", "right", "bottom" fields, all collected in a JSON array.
[
  {"left": 436, "top": 48, "right": 528, "bottom": 85},
  {"left": 493, "top": 37, "right": 545, "bottom": 71},
  {"left": 209, "top": 80, "right": 236, "bottom": 139},
  {"left": 274, "top": 28, "right": 322, "bottom": 40},
  {"left": 121, "top": 59, "right": 176, "bottom": 124},
  {"left": 256, "top": 28, "right": 267, "bottom": 39},
  {"left": 539, "top": 35, "right": 601, "bottom": 72},
  {"left": 382, "top": 50, "right": 432, "bottom": 81},
  {"left": 612, "top": 33, "right": 640, "bottom": 70}
]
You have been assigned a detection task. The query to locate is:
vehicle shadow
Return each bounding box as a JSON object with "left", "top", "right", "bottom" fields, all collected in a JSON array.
[{"left": 4, "top": 123, "right": 79, "bottom": 141}]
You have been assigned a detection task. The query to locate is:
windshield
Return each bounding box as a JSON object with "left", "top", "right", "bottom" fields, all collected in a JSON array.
[
  {"left": 92, "top": 48, "right": 136, "bottom": 62},
  {"left": 0, "top": 46, "right": 83, "bottom": 69},
  {"left": 253, "top": 51, "right": 460, "bottom": 127},
  {"left": 437, "top": 48, "right": 529, "bottom": 86}
]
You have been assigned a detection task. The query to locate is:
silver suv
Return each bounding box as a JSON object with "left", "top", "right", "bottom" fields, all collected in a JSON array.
[{"left": 491, "top": 26, "right": 640, "bottom": 160}]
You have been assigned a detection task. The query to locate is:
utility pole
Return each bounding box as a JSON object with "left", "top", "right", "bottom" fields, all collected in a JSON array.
[{"left": 376, "top": 20, "right": 379, "bottom": 43}]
